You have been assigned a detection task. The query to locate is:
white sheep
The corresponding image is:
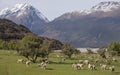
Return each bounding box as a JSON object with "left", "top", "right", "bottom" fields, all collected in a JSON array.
[
  {"left": 72, "top": 64, "right": 79, "bottom": 70},
  {"left": 84, "top": 60, "right": 89, "bottom": 65},
  {"left": 38, "top": 62, "right": 47, "bottom": 70},
  {"left": 112, "top": 58, "right": 117, "bottom": 62},
  {"left": 17, "top": 59, "right": 24, "bottom": 63},
  {"left": 109, "top": 66, "right": 115, "bottom": 72},
  {"left": 100, "top": 64, "right": 107, "bottom": 70},
  {"left": 77, "top": 64, "right": 84, "bottom": 69},
  {"left": 26, "top": 60, "right": 31, "bottom": 67},
  {"left": 88, "top": 64, "right": 95, "bottom": 70}
]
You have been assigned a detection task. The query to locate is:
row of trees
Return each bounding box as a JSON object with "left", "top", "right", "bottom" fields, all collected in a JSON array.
[
  {"left": 0, "top": 35, "right": 79, "bottom": 63},
  {"left": 0, "top": 40, "right": 19, "bottom": 50},
  {"left": 18, "top": 35, "right": 80, "bottom": 62}
]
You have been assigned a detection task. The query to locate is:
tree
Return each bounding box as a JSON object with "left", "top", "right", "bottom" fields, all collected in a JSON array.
[
  {"left": 17, "top": 35, "right": 57, "bottom": 63},
  {"left": 107, "top": 42, "right": 120, "bottom": 56},
  {"left": 97, "top": 47, "right": 106, "bottom": 59},
  {"left": 38, "top": 39, "right": 53, "bottom": 58},
  {"left": 86, "top": 48, "right": 94, "bottom": 54},
  {"left": 18, "top": 35, "right": 42, "bottom": 63},
  {"left": 62, "top": 43, "right": 78, "bottom": 58}
]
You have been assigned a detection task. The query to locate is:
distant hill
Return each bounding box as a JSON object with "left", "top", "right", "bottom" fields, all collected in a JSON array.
[
  {"left": 0, "top": 19, "right": 32, "bottom": 40},
  {"left": 0, "top": 19, "right": 63, "bottom": 49}
]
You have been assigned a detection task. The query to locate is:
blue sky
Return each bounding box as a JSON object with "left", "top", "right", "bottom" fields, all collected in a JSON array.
[{"left": 0, "top": 0, "right": 120, "bottom": 20}]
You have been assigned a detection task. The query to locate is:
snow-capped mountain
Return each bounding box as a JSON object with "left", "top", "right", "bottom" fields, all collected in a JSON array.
[
  {"left": 42, "top": 1, "right": 120, "bottom": 47},
  {"left": 91, "top": 1, "right": 120, "bottom": 12},
  {"left": 55, "top": 1, "right": 120, "bottom": 21},
  {"left": 0, "top": 3, "right": 48, "bottom": 34}
]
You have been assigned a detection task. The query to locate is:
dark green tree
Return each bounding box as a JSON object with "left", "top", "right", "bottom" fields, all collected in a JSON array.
[
  {"left": 62, "top": 43, "right": 78, "bottom": 58},
  {"left": 38, "top": 39, "right": 53, "bottom": 58},
  {"left": 107, "top": 42, "right": 120, "bottom": 56},
  {"left": 97, "top": 47, "right": 106, "bottom": 58},
  {"left": 18, "top": 35, "right": 42, "bottom": 63}
]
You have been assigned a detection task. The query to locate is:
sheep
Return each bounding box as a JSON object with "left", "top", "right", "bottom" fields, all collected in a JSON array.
[
  {"left": 38, "top": 62, "right": 47, "bottom": 70},
  {"left": 77, "top": 64, "right": 84, "bottom": 70},
  {"left": 88, "top": 64, "right": 96, "bottom": 70},
  {"left": 112, "top": 58, "right": 117, "bottom": 62},
  {"left": 72, "top": 64, "right": 79, "bottom": 70},
  {"left": 84, "top": 60, "right": 89, "bottom": 65},
  {"left": 100, "top": 64, "right": 107, "bottom": 70},
  {"left": 26, "top": 60, "right": 31, "bottom": 67},
  {"left": 109, "top": 66, "right": 115, "bottom": 72},
  {"left": 17, "top": 59, "right": 24, "bottom": 63}
]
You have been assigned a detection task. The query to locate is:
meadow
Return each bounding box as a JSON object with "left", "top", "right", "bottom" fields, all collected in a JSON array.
[{"left": 0, "top": 50, "right": 120, "bottom": 75}]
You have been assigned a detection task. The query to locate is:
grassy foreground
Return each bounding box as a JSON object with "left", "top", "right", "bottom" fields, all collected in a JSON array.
[{"left": 0, "top": 50, "right": 120, "bottom": 75}]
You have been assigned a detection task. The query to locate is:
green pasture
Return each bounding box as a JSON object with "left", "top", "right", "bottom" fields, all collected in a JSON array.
[{"left": 0, "top": 50, "right": 120, "bottom": 75}]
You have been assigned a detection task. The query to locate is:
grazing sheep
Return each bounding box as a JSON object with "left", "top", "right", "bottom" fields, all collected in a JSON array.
[
  {"left": 38, "top": 62, "right": 47, "bottom": 70},
  {"left": 92, "top": 65, "right": 96, "bottom": 70},
  {"left": 112, "top": 58, "right": 117, "bottom": 62},
  {"left": 84, "top": 60, "right": 89, "bottom": 65},
  {"left": 17, "top": 59, "right": 24, "bottom": 63},
  {"left": 100, "top": 64, "right": 107, "bottom": 70},
  {"left": 72, "top": 64, "right": 79, "bottom": 70},
  {"left": 26, "top": 60, "right": 31, "bottom": 67},
  {"left": 77, "top": 64, "right": 84, "bottom": 69},
  {"left": 88, "top": 64, "right": 96, "bottom": 70},
  {"left": 109, "top": 66, "right": 115, "bottom": 72}
]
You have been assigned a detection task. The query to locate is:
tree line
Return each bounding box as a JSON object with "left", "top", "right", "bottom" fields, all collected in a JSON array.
[{"left": 0, "top": 35, "right": 79, "bottom": 63}]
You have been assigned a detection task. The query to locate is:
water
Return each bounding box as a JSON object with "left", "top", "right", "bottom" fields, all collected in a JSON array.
[{"left": 77, "top": 48, "right": 99, "bottom": 53}]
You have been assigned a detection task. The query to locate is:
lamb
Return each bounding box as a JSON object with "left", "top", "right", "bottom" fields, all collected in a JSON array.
[
  {"left": 38, "top": 62, "right": 47, "bottom": 70},
  {"left": 77, "top": 64, "right": 84, "bottom": 69},
  {"left": 112, "top": 58, "right": 117, "bottom": 62},
  {"left": 26, "top": 60, "right": 31, "bottom": 67},
  {"left": 109, "top": 66, "right": 115, "bottom": 72},
  {"left": 100, "top": 64, "right": 107, "bottom": 70},
  {"left": 84, "top": 60, "right": 89, "bottom": 65},
  {"left": 17, "top": 59, "right": 24, "bottom": 63},
  {"left": 88, "top": 64, "right": 96, "bottom": 70},
  {"left": 72, "top": 64, "right": 79, "bottom": 70}
]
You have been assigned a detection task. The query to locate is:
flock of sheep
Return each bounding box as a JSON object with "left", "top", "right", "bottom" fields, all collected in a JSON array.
[
  {"left": 17, "top": 58, "right": 48, "bottom": 69},
  {"left": 17, "top": 55, "right": 117, "bottom": 72},
  {"left": 72, "top": 58, "right": 116, "bottom": 72}
]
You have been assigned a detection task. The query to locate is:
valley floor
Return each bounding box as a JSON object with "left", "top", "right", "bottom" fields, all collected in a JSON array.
[{"left": 0, "top": 50, "right": 120, "bottom": 75}]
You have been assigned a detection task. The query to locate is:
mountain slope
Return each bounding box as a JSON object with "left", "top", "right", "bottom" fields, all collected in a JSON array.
[
  {"left": 0, "top": 19, "right": 63, "bottom": 49},
  {"left": 0, "top": 3, "right": 48, "bottom": 34},
  {"left": 0, "top": 19, "right": 32, "bottom": 40},
  {"left": 42, "top": 1, "right": 120, "bottom": 47}
]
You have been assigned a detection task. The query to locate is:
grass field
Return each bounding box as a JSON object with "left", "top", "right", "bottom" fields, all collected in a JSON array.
[{"left": 0, "top": 50, "right": 120, "bottom": 75}]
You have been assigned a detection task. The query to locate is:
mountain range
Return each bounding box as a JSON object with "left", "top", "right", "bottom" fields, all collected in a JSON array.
[{"left": 1, "top": 1, "right": 120, "bottom": 47}]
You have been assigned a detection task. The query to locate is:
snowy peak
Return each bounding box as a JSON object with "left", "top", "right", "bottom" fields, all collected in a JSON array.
[
  {"left": 91, "top": 1, "right": 120, "bottom": 12},
  {"left": 11, "top": 3, "right": 32, "bottom": 12},
  {"left": 0, "top": 3, "right": 49, "bottom": 22},
  {"left": 0, "top": 8, "right": 11, "bottom": 15},
  {"left": 14, "top": 3, "right": 30, "bottom": 9}
]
